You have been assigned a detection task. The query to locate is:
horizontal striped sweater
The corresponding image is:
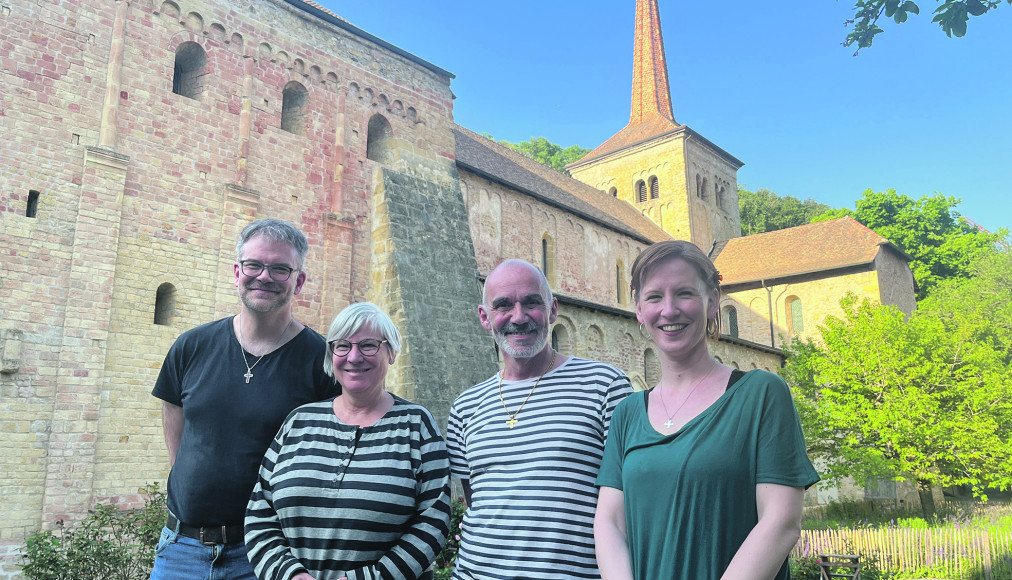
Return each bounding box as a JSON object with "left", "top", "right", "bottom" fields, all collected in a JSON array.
[
  {"left": 245, "top": 396, "right": 451, "bottom": 580},
  {"left": 446, "top": 357, "right": 632, "bottom": 580}
]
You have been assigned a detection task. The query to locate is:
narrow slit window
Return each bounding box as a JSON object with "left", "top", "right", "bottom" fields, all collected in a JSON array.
[{"left": 27, "top": 190, "right": 41, "bottom": 218}]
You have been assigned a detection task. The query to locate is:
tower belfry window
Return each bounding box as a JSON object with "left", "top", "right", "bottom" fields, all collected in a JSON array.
[
  {"left": 648, "top": 176, "right": 659, "bottom": 200},
  {"left": 636, "top": 180, "right": 647, "bottom": 203}
]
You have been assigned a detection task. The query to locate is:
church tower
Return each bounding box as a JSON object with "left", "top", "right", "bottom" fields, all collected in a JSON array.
[{"left": 567, "top": 0, "right": 744, "bottom": 250}]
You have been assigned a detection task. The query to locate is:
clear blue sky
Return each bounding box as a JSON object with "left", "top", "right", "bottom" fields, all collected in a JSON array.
[{"left": 317, "top": 0, "right": 1011, "bottom": 235}]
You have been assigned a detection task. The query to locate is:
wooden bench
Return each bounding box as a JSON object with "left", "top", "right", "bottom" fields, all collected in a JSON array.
[{"left": 819, "top": 553, "right": 861, "bottom": 579}]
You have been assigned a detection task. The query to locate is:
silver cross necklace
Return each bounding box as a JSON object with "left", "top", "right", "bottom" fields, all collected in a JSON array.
[
  {"left": 236, "top": 312, "right": 293, "bottom": 384},
  {"left": 658, "top": 359, "right": 717, "bottom": 431}
]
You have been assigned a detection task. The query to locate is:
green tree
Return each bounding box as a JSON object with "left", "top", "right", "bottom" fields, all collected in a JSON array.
[
  {"left": 484, "top": 134, "right": 590, "bottom": 175},
  {"left": 845, "top": 0, "right": 1010, "bottom": 52},
  {"left": 737, "top": 186, "right": 833, "bottom": 235},
  {"left": 783, "top": 251, "right": 1012, "bottom": 517},
  {"left": 813, "top": 188, "right": 1005, "bottom": 299}
]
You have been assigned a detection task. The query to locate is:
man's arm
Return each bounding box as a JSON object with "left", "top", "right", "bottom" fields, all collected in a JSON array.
[{"left": 162, "top": 401, "right": 183, "bottom": 467}]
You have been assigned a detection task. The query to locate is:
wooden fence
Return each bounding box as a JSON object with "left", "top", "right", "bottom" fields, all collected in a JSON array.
[{"left": 795, "top": 528, "right": 1012, "bottom": 579}]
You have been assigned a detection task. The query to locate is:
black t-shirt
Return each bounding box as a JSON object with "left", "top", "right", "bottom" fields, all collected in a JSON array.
[{"left": 152, "top": 317, "right": 339, "bottom": 526}]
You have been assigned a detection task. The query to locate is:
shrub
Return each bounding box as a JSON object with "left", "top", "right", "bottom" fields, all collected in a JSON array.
[
  {"left": 434, "top": 497, "right": 466, "bottom": 580},
  {"left": 791, "top": 551, "right": 893, "bottom": 580},
  {"left": 19, "top": 484, "right": 167, "bottom": 580}
]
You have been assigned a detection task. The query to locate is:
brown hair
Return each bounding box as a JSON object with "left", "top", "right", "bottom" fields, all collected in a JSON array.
[{"left": 630, "top": 241, "right": 721, "bottom": 338}]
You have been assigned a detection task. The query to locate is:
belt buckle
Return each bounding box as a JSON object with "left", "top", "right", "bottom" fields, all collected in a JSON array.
[{"left": 198, "top": 526, "right": 226, "bottom": 546}]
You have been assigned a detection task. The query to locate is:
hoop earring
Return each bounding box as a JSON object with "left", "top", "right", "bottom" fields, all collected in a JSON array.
[
  {"left": 638, "top": 323, "right": 651, "bottom": 341},
  {"left": 706, "top": 317, "right": 720, "bottom": 340}
]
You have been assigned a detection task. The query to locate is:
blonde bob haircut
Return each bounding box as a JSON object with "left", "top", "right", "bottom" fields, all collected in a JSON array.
[{"left": 322, "top": 302, "right": 402, "bottom": 379}]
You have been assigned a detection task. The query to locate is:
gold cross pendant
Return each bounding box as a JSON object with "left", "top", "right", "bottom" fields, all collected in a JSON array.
[{"left": 505, "top": 417, "right": 518, "bottom": 429}]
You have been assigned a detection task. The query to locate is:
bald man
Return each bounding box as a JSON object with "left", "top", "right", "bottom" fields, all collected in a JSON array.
[{"left": 446, "top": 259, "right": 632, "bottom": 580}]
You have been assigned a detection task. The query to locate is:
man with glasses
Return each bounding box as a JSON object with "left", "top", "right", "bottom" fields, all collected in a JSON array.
[{"left": 150, "top": 218, "right": 339, "bottom": 580}]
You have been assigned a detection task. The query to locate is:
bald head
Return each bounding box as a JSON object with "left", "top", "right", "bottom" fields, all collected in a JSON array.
[{"left": 482, "top": 259, "right": 553, "bottom": 307}]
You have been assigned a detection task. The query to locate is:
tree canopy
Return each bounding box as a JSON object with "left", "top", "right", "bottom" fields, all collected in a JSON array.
[
  {"left": 737, "top": 186, "right": 833, "bottom": 236},
  {"left": 483, "top": 134, "right": 590, "bottom": 175},
  {"left": 813, "top": 188, "right": 1006, "bottom": 299},
  {"left": 783, "top": 251, "right": 1012, "bottom": 515},
  {"left": 845, "top": 0, "right": 1010, "bottom": 52}
]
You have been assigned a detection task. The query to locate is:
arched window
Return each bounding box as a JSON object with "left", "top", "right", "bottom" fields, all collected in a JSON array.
[
  {"left": 366, "top": 114, "right": 392, "bottom": 163},
  {"left": 552, "top": 324, "right": 571, "bottom": 355},
  {"left": 609, "top": 186, "right": 618, "bottom": 197},
  {"left": 715, "top": 184, "right": 725, "bottom": 209},
  {"left": 280, "top": 81, "right": 308, "bottom": 135},
  {"left": 787, "top": 296, "right": 804, "bottom": 334},
  {"left": 648, "top": 176, "right": 659, "bottom": 200},
  {"left": 172, "top": 41, "right": 206, "bottom": 99},
  {"left": 27, "top": 190, "right": 40, "bottom": 218},
  {"left": 701, "top": 178, "right": 709, "bottom": 202},
  {"left": 616, "top": 260, "right": 625, "bottom": 304},
  {"left": 723, "top": 305, "right": 739, "bottom": 338},
  {"left": 541, "top": 234, "right": 556, "bottom": 283},
  {"left": 636, "top": 180, "right": 647, "bottom": 203},
  {"left": 644, "top": 348, "right": 660, "bottom": 387},
  {"left": 695, "top": 174, "right": 703, "bottom": 199},
  {"left": 154, "top": 283, "right": 177, "bottom": 326}
]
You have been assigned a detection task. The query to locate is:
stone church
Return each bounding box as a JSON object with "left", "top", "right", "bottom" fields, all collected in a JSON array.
[{"left": 0, "top": 0, "right": 915, "bottom": 569}]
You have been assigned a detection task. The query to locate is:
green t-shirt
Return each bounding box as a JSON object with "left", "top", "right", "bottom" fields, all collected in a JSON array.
[{"left": 596, "top": 369, "right": 819, "bottom": 580}]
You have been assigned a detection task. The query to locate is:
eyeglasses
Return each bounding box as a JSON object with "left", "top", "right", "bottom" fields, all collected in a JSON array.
[
  {"left": 329, "top": 339, "right": 388, "bottom": 356},
  {"left": 239, "top": 260, "right": 297, "bottom": 281}
]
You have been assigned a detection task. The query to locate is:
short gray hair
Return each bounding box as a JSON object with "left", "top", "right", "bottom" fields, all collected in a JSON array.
[
  {"left": 482, "top": 259, "right": 554, "bottom": 306},
  {"left": 236, "top": 218, "right": 309, "bottom": 268},
  {"left": 322, "top": 302, "right": 402, "bottom": 378}
]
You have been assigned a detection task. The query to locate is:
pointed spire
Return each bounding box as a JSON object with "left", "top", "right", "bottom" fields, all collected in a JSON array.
[{"left": 630, "top": 0, "right": 675, "bottom": 124}]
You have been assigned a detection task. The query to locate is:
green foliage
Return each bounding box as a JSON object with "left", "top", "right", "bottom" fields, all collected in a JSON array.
[
  {"left": 485, "top": 134, "right": 590, "bottom": 175},
  {"left": 814, "top": 188, "right": 1006, "bottom": 299},
  {"left": 737, "top": 185, "right": 834, "bottom": 235},
  {"left": 20, "top": 484, "right": 167, "bottom": 580},
  {"left": 791, "top": 551, "right": 892, "bottom": 580},
  {"left": 896, "top": 517, "right": 930, "bottom": 529},
  {"left": 791, "top": 554, "right": 824, "bottom": 579},
  {"left": 434, "top": 497, "right": 467, "bottom": 580},
  {"left": 783, "top": 252, "right": 1012, "bottom": 510},
  {"left": 845, "top": 0, "right": 1011, "bottom": 53}
]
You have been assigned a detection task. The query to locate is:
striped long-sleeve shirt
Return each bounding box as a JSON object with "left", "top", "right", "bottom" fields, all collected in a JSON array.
[{"left": 245, "top": 396, "right": 451, "bottom": 580}]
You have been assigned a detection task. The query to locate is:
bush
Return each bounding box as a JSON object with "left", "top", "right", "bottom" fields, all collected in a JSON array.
[
  {"left": 19, "top": 484, "right": 167, "bottom": 580},
  {"left": 434, "top": 497, "right": 466, "bottom": 580},
  {"left": 791, "top": 551, "right": 893, "bottom": 580}
]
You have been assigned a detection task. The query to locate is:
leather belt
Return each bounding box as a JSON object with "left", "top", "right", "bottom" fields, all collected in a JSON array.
[{"left": 167, "top": 513, "right": 244, "bottom": 545}]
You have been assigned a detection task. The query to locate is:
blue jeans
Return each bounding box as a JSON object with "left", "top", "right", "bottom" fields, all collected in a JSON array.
[{"left": 150, "top": 526, "right": 257, "bottom": 580}]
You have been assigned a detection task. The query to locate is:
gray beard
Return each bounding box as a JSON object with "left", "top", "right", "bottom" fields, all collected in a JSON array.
[{"left": 495, "top": 325, "right": 549, "bottom": 359}]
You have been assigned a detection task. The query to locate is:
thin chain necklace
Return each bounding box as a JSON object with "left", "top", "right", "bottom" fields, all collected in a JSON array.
[
  {"left": 498, "top": 349, "right": 557, "bottom": 429},
  {"left": 658, "top": 359, "right": 717, "bottom": 431},
  {"left": 237, "top": 312, "right": 293, "bottom": 384}
]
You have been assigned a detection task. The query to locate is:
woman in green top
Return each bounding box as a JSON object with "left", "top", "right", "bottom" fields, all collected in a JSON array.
[{"left": 594, "top": 241, "right": 819, "bottom": 580}]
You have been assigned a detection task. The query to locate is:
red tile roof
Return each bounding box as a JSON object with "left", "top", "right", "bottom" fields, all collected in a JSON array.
[
  {"left": 712, "top": 217, "right": 910, "bottom": 285},
  {"left": 294, "top": 0, "right": 344, "bottom": 20},
  {"left": 453, "top": 125, "right": 672, "bottom": 244}
]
